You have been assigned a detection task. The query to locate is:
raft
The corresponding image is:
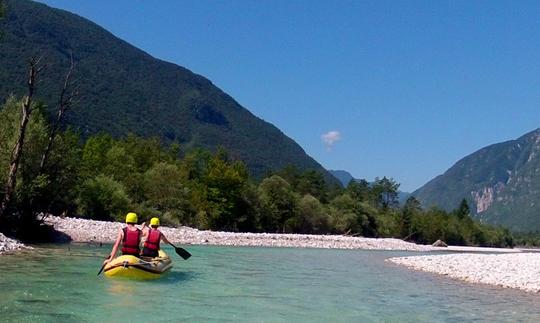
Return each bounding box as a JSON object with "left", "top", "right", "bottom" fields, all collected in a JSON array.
[{"left": 103, "top": 250, "right": 173, "bottom": 279}]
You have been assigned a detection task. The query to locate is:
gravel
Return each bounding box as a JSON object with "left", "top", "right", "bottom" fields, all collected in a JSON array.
[
  {"left": 388, "top": 253, "right": 540, "bottom": 293},
  {"left": 0, "top": 233, "right": 30, "bottom": 254},
  {"left": 43, "top": 216, "right": 432, "bottom": 251}
]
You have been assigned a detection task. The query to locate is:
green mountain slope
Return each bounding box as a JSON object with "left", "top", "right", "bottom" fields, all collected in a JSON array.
[
  {"left": 413, "top": 128, "right": 540, "bottom": 231},
  {"left": 328, "top": 170, "right": 354, "bottom": 187},
  {"left": 0, "top": 0, "right": 337, "bottom": 183}
]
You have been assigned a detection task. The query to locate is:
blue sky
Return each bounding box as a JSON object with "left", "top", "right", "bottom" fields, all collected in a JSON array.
[{"left": 37, "top": 0, "right": 540, "bottom": 191}]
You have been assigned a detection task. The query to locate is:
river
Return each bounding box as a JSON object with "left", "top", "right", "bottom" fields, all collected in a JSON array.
[{"left": 1, "top": 244, "right": 539, "bottom": 322}]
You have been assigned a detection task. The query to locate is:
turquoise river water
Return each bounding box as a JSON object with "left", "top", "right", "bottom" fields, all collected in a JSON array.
[{"left": 1, "top": 244, "right": 540, "bottom": 322}]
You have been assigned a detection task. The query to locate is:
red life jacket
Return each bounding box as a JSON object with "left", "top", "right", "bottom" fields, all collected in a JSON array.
[
  {"left": 121, "top": 227, "right": 141, "bottom": 255},
  {"left": 143, "top": 228, "right": 161, "bottom": 253}
]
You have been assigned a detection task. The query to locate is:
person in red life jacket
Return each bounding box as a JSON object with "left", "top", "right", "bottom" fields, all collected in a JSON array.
[
  {"left": 141, "top": 217, "right": 172, "bottom": 258},
  {"left": 102, "top": 212, "right": 142, "bottom": 265}
]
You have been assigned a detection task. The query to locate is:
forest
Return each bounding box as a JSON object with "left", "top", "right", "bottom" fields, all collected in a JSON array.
[{"left": 0, "top": 94, "right": 515, "bottom": 247}]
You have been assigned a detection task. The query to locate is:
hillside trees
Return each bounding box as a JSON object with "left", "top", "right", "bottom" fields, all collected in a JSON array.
[
  {"left": 0, "top": 79, "right": 517, "bottom": 246},
  {"left": 0, "top": 59, "right": 43, "bottom": 218},
  {"left": 0, "top": 110, "right": 517, "bottom": 247},
  {"left": 0, "top": 95, "right": 82, "bottom": 238},
  {"left": 258, "top": 175, "right": 298, "bottom": 232},
  {"left": 196, "top": 150, "right": 250, "bottom": 230},
  {"left": 372, "top": 176, "right": 400, "bottom": 209},
  {"left": 401, "top": 196, "right": 421, "bottom": 239},
  {"left": 0, "top": 0, "right": 5, "bottom": 39}
]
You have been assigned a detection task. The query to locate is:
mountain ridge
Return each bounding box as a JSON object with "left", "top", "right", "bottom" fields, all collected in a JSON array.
[
  {"left": 413, "top": 128, "right": 540, "bottom": 231},
  {"left": 0, "top": 0, "right": 338, "bottom": 184}
]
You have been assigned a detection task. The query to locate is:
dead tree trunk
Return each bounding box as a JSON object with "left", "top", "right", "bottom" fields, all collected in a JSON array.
[
  {"left": 39, "top": 54, "right": 77, "bottom": 173},
  {"left": 0, "top": 58, "right": 43, "bottom": 218}
]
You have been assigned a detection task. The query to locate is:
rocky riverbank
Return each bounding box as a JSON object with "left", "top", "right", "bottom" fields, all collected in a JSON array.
[
  {"left": 0, "top": 233, "right": 30, "bottom": 254},
  {"left": 43, "top": 216, "right": 432, "bottom": 251},
  {"left": 388, "top": 253, "right": 540, "bottom": 293}
]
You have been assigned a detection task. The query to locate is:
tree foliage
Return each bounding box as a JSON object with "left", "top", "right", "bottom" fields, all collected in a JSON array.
[{"left": 0, "top": 96, "right": 519, "bottom": 247}]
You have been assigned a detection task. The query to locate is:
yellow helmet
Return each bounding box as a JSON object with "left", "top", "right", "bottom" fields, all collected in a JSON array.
[
  {"left": 125, "top": 212, "right": 138, "bottom": 224},
  {"left": 150, "top": 217, "right": 160, "bottom": 227}
]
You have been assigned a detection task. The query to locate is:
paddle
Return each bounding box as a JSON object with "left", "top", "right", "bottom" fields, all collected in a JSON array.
[
  {"left": 169, "top": 243, "right": 191, "bottom": 260},
  {"left": 97, "top": 256, "right": 111, "bottom": 276}
]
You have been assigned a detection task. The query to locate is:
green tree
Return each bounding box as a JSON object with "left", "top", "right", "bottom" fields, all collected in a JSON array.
[
  {"left": 274, "top": 165, "right": 301, "bottom": 188},
  {"left": 121, "top": 135, "right": 170, "bottom": 172},
  {"left": 296, "top": 170, "right": 328, "bottom": 203},
  {"left": 456, "top": 198, "right": 470, "bottom": 219},
  {"left": 289, "top": 194, "right": 328, "bottom": 233},
  {"left": 401, "top": 196, "right": 422, "bottom": 239},
  {"left": 0, "top": 0, "right": 5, "bottom": 40},
  {"left": 199, "top": 150, "right": 250, "bottom": 231},
  {"left": 372, "top": 177, "right": 400, "bottom": 209},
  {"left": 0, "top": 97, "right": 49, "bottom": 231},
  {"left": 329, "top": 193, "right": 368, "bottom": 234},
  {"left": 76, "top": 174, "right": 131, "bottom": 221},
  {"left": 80, "top": 133, "right": 113, "bottom": 179},
  {"left": 142, "top": 162, "right": 192, "bottom": 225},
  {"left": 0, "top": 60, "right": 43, "bottom": 218},
  {"left": 29, "top": 130, "right": 82, "bottom": 217},
  {"left": 346, "top": 179, "right": 371, "bottom": 202},
  {"left": 102, "top": 144, "right": 136, "bottom": 185},
  {"left": 328, "top": 193, "right": 379, "bottom": 237},
  {"left": 258, "top": 175, "right": 298, "bottom": 232}
]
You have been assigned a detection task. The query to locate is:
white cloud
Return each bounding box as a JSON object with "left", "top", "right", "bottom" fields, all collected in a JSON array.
[{"left": 321, "top": 130, "right": 341, "bottom": 150}]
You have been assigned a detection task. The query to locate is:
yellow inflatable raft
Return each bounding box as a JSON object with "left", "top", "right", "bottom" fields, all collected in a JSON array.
[{"left": 103, "top": 250, "right": 173, "bottom": 280}]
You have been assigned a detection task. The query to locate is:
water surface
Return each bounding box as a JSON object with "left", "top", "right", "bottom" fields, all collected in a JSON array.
[{"left": 1, "top": 244, "right": 539, "bottom": 322}]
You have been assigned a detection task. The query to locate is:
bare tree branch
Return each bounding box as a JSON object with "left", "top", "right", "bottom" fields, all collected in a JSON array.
[
  {"left": 0, "top": 57, "right": 44, "bottom": 217},
  {"left": 39, "top": 52, "right": 77, "bottom": 173}
]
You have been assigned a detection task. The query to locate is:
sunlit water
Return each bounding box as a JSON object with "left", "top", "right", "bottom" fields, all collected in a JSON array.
[{"left": 1, "top": 244, "right": 540, "bottom": 322}]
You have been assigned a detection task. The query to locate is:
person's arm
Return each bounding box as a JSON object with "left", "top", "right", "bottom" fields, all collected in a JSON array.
[
  {"left": 103, "top": 229, "right": 123, "bottom": 264},
  {"left": 160, "top": 232, "right": 172, "bottom": 246},
  {"left": 140, "top": 223, "right": 149, "bottom": 246},
  {"left": 141, "top": 223, "right": 149, "bottom": 237}
]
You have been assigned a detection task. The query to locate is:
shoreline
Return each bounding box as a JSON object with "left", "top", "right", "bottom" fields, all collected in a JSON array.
[
  {"left": 4, "top": 216, "right": 540, "bottom": 293},
  {"left": 42, "top": 216, "right": 433, "bottom": 251}
]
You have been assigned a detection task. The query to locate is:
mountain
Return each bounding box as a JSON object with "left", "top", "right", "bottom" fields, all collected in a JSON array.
[
  {"left": 328, "top": 170, "right": 354, "bottom": 187},
  {"left": 0, "top": 0, "right": 338, "bottom": 184},
  {"left": 413, "top": 128, "right": 540, "bottom": 231},
  {"left": 328, "top": 170, "right": 410, "bottom": 203}
]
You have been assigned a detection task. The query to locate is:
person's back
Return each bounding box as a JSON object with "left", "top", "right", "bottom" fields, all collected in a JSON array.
[
  {"left": 121, "top": 224, "right": 142, "bottom": 256},
  {"left": 142, "top": 217, "right": 162, "bottom": 257},
  {"left": 103, "top": 212, "right": 142, "bottom": 265},
  {"left": 141, "top": 217, "right": 171, "bottom": 258}
]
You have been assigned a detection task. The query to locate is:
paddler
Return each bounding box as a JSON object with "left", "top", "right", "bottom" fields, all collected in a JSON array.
[
  {"left": 103, "top": 212, "right": 142, "bottom": 265},
  {"left": 140, "top": 217, "right": 172, "bottom": 258}
]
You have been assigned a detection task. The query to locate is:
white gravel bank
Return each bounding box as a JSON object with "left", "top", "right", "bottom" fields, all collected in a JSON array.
[
  {"left": 0, "top": 233, "right": 29, "bottom": 254},
  {"left": 388, "top": 253, "right": 540, "bottom": 293},
  {"left": 44, "top": 216, "right": 432, "bottom": 251}
]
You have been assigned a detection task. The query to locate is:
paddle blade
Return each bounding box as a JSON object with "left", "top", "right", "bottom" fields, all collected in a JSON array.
[
  {"left": 175, "top": 247, "right": 191, "bottom": 260},
  {"left": 97, "top": 263, "right": 106, "bottom": 276},
  {"left": 98, "top": 256, "right": 111, "bottom": 275}
]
